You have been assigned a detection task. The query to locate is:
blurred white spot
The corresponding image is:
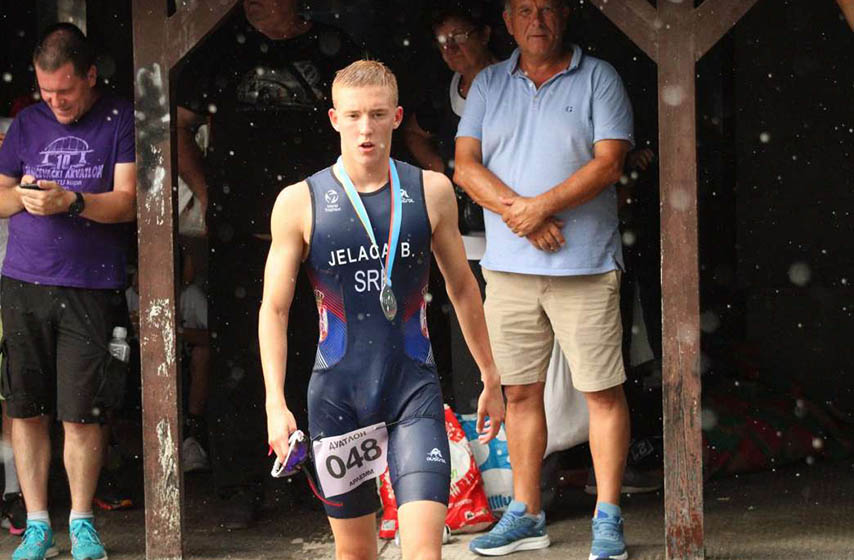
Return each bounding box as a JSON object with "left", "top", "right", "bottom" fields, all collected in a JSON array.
[
  {"left": 662, "top": 85, "right": 685, "bottom": 107},
  {"left": 794, "top": 399, "right": 807, "bottom": 419},
  {"left": 759, "top": 132, "right": 771, "bottom": 143},
  {"left": 669, "top": 189, "right": 691, "bottom": 211},
  {"left": 424, "top": 292, "right": 434, "bottom": 303},
  {"left": 208, "top": 103, "right": 218, "bottom": 114},
  {"left": 2, "top": 73, "right": 12, "bottom": 83},
  {"left": 812, "top": 437, "right": 824, "bottom": 450},
  {"left": 677, "top": 322, "right": 698, "bottom": 345},
  {"left": 236, "top": 33, "right": 246, "bottom": 44},
  {"left": 700, "top": 311, "right": 720, "bottom": 333},
  {"left": 788, "top": 262, "right": 811, "bottom": 286},
  {"left": 622, "top": 231, "right": 636, "bottom": 247},
  {"left": 805, "top": 456, "right": 815, "bottom": 466},
  {"left": 701, "top": 408, "right": 718, "bottom": 431},
  {"left": 402, "top": 38, "right": 410, "bottom": 47},
  {"left": 619, "top": 175, "right": 629, "bottom": 185}
]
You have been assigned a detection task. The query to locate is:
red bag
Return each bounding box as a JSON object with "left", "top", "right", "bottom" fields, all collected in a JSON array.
[{"left": 379, "top": 405, "right": 495, "bottom": 538}]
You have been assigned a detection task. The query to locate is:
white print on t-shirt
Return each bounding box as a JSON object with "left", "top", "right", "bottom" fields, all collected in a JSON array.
[
  {"left": 23, "top": 136, "right": 105, "bottom": 188},
  {"left": 237, "top": 62, "right": 325, "bottom": 111},
  {"left": 326, "top": 242, "right": 411, "bottom": 268}
]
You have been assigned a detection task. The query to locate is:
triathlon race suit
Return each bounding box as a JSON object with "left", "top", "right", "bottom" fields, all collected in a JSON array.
[{"left": 304, "top": 159, "right": 450, "bottom": 518}]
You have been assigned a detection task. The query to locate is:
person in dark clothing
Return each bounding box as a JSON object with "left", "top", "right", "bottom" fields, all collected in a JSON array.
[{"left": 176, "top": 0, "right": 363, "bottom": 529}]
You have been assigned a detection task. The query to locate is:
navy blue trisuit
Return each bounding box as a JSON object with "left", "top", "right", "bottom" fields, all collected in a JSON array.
[{"left": 304, "top": 159, "right": 451, "bottom": 518}]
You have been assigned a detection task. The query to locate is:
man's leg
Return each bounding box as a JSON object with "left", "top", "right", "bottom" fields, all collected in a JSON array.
[
  {"left": 327, "top": 514, "right": 377, "bottom": 560},
  {"left": 469, "top": 270, "right": 551, "bottom": 556},
  {"left": 63, "top": 422, "right": 103, "bottom": 512},
  {"left": 585, "top": 385, "right": 630, "bottom": 507},
  {"left": 11, "top": 416, "right": 51, "bottom": 512},
  {"left": 546, "top": 271, "right": 629, "bottom": 560},
  {"left": 503, "top": 382, "right": 546, "bottom": 514},
  {"left": 397, "top": 501, "right": 446, "bottom": 560}
]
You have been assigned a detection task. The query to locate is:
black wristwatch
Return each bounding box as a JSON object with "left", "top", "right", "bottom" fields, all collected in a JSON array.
[{"left": 68, "top": 191, "right": 85, "bottom": 216}]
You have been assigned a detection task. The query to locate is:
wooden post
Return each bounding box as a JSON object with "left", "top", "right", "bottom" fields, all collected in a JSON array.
[
  {"left": 837, "top": 0, "right": 854, "bottom": 30},
  {"left": 131, "top": 1, "right": 237, "bottom": 558},
  {"left": 589, "top": 0, "right": 760, "bottom": 558}
]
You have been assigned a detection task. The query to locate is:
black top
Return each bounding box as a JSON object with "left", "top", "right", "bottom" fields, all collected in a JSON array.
[{"left": 177, "top": 14, "right": 363, "bottom": 235}]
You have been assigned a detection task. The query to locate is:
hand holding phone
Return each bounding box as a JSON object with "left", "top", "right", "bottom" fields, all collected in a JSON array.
[
  {"left": 20, "top": 183, "right": 44, "bottom": 190},
  {"left": 270, "top": 429, "right": 309, "bottom": 478}
]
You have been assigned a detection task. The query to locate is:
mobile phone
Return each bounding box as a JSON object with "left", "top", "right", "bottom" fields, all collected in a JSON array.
[{"left": 20, "top": 183, "right": 43, "bottom": 190}]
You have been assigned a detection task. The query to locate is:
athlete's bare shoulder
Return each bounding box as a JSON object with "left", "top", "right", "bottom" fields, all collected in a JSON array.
[
  {"left": 421, "top": 169, "right": 456, "bottom": 233},
  {"left": 271, "top": 180, "right": 312, "bottom": 246}
]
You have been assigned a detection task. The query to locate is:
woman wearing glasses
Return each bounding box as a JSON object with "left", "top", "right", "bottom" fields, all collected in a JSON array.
[{"left": 404, "top": 8, "right": 497, "bottom": 205}]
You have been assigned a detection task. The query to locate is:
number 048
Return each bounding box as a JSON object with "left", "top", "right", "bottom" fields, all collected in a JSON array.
[{"left": 325, "top": 438, "right": 382, "bottom": 479}]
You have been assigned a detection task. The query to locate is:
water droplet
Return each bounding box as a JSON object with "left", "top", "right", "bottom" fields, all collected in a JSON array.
[
  {"left": 621, "top": 231, "right": 636, "bottom": 247},
  {"left": 788, "top": 262, "right": 811, "bottom": 286}
]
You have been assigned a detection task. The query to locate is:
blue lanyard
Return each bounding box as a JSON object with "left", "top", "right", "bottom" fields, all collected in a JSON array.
[{"left": 335, "top": 157, "right": 403, "bottom": 288}]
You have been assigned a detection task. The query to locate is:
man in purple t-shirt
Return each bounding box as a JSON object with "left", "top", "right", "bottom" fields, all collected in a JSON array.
[{"left": 0, "top": 23, "right": 135, "bottom": 560}]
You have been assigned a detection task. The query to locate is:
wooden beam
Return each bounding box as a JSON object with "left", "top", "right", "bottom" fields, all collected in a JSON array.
[
  {"left": 838, "top": 0, "right": 854, "bottom": 30},
  {"left": 166, "top": 0, "right": 239, "bottom": 68},
  {"left": 589, "top": 0, "right": 659, "bottom": 62},
  {"left": 693, "top": 0, "right": 761, "bottom": 60},
  {"left": 131, "top": 1, "right": 236, "bottom": 558},
  {"left": 132, "top": 0, "right": 184, "bottom": 553},
  {"left": 657, "top": 2, "right": 704, "bottom": 560}
]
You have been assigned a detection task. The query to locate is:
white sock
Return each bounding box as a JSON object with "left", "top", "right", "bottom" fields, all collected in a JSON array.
[
  {"left": 27, "top": 511, "right": 50, "bottom": 527},
  {"left": 2, "top": 441, "right": 20, "bottom": 494},
  {"left": 69, "top": 510, "right": 94, "bottom": 524}
]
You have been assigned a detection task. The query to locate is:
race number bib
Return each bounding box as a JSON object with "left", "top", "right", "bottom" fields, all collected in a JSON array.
[{"left": 313, "top": 422, "right": 389, "bottom": 498}]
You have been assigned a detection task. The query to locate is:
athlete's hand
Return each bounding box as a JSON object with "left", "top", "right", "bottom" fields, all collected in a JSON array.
[
  {"left": 476, "top": 382, "right": 505, "bottom": 444},
  {"left": 17, "top": 179, "right": 75, "bottom": 216},
  {"left": 266, "top": 403, "right": 298, "bottom": 462}
]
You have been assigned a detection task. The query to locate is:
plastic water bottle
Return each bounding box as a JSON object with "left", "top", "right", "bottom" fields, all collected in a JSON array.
[{"left": 108, "top": 326, "right": 131, "bottom": 363}]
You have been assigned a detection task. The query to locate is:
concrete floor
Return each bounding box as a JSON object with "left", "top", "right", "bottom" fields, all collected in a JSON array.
[{"left": 1, "top": 459, "right": 852, "bottom": 559}]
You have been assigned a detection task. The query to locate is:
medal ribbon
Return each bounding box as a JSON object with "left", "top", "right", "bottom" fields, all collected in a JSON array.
[{"left": 335, "top": 156, "right": 403, "bottom": 288}]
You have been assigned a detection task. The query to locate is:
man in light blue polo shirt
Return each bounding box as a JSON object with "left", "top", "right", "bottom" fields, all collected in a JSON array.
[{"left": 455, "top": 1, "right": 634, "bottom": 558}]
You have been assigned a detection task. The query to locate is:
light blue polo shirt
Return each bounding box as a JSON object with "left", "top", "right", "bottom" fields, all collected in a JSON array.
[{"left": 457, "top": 45, "right": 634, "bottom": 276}]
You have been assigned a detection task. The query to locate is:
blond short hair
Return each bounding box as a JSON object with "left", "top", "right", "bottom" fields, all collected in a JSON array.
[{"left": 332, "top": 60, "right": 399, "bottom": 106}]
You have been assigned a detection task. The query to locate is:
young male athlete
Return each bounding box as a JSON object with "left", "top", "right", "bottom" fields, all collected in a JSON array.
[{"left": 259, "top": 60, "right": 505, "bottom": 559}]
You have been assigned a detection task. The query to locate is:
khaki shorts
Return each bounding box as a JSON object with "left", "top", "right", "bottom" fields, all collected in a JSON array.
[{"left": 483, "top": 268, "right": 626, "bottom": 392}]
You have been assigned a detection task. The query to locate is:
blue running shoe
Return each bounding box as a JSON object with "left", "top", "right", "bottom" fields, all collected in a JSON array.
[
  {"left": 70, "top": 518, "right": 108, "bottom": 560},
  {"left": 589, "top": 503, "right": 628, "bottom": 560},
  {"left": 12, "top": 521, "right": 59, "bottom": 560},
  {"left": 469, "top": 500, "right": 550, "bottom": 556}
]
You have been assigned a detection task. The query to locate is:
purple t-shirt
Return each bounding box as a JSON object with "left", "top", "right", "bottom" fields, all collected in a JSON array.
[{"left": 0, "top": 94, "right": 135, "bottom": 289}]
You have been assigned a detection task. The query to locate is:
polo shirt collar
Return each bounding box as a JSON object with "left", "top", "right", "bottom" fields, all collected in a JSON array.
[{"left": 507, "top": 43, "right": 584, "bottom": 78}]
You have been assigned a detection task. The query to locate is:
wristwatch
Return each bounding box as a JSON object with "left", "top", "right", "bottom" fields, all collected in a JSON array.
[{"left": 68, "top": 191, "right": 85, "bottom": 216}]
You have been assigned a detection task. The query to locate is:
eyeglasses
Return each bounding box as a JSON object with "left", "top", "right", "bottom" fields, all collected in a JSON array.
[{"left": 435, "top": 29, "right": 476, "bottom": 50}]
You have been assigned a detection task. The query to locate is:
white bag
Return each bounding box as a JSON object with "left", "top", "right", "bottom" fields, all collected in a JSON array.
[{"left": 543, "top": 339, "right": 589, "bottom": 457}]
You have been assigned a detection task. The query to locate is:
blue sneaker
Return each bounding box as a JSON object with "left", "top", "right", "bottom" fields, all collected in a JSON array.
[
  {"left": 589, "top": 503, "right": 628, "bottom": 560},
  {"left": 469, "top": 500, "right": 550, "bottom": 556},
  {"left": 12, "top": 521, "right": 59, "bottom": 560},
  {"left": 70, "top": 518, "right": 108, "bottom": 560}
]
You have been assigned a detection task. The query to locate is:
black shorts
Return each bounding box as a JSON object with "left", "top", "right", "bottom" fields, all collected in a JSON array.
[{"left": 0, "top": 277, "right": 129, "bottom": 423}]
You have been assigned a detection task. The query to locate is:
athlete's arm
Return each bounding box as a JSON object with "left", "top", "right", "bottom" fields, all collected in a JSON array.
[
  {"left": 424, "top": 170, "right": 505, "bottom": 443},
  {"left": 259, "top": 181, "right": 311, "bottom": 461}
]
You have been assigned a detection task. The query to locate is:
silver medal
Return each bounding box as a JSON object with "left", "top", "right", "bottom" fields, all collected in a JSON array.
[{"left": 380, "top": 284, "right": 397, "bottom": 321}]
